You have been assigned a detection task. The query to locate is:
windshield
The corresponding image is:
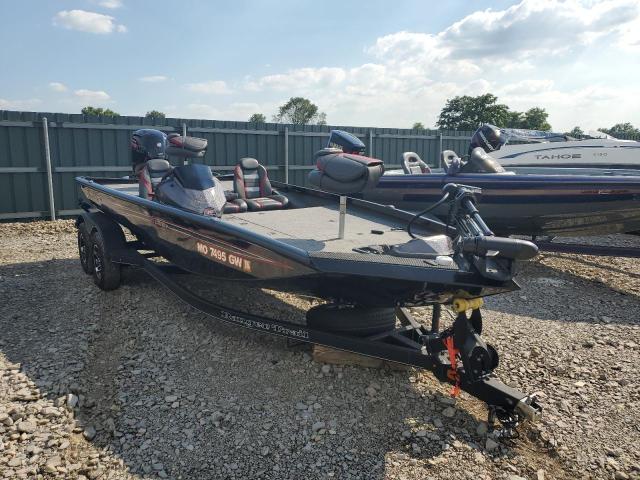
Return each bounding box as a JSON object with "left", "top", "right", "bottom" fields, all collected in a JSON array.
[{"left": 499, "top": 127, "right": 566, "bottom": 144}]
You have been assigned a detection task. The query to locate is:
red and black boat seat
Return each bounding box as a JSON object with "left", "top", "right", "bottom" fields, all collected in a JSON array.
[
  {"left": 402, "top": 152, "right": 431, "bottom": 174},
  {"left": 233, "top": 158, "right": 289, "bottom": 211}
]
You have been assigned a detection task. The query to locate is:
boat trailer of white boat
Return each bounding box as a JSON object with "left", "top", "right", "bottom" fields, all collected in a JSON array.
[{"left": 76, "top": 209, "right": 541, "bottom": 433}]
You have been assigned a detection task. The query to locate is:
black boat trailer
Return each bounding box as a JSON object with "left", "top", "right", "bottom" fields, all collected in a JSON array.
[{"left": 78, "top": 212, "right": 542, "bottom": 433}]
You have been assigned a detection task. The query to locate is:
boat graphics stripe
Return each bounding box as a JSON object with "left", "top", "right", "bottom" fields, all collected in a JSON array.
[
  {"left": 83, "top": 187, "right": 295, "bottom": 271},
  {"left": 498, "top": 144, "right": 640, "bottom": 159}
]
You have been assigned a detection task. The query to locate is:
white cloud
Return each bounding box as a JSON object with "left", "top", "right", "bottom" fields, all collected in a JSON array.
[
  {"left": 501, "top": 79, "right": 555, "bottom": 95},
  {"left": 166, "top": 102, "right": 274, "bottom": 121},
  {"left": 239, "top": 0, "right": 640, "bottom": 130},
  {"left": 53, "top": 10, "right": 126, "bottom": 34},
  {"left": 246, "top": 67, "right": 347, "bottom": 92},
  {"left": 185, "top": 80, "right": 232, "bottom": 95},
  {"left": 74, "top": 89, "right": 111, "bottom": 102},
  {"left": 440, "top": 0, "right": 640, "bottom": 59},
  {"left": 139, "top": 75, "right": 168, "bottom": 83},
  {"left": 49, "top": 82, "right": 68, "bottom": 92},
  {"left": 98, "top": 0, "right": 123, "bottom": 8},
  {"left": 0, "top": 98, "right": 42, "bottom": 110}
]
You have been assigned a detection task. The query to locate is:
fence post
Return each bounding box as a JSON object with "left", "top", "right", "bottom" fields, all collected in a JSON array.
[
  {"left": 284, "top": 126, "right": 289, "bottom": 183},
  {"left": 437, "top": 131, "right": 443, "bottom": 169},
  {"left": 182, "top": 123, "right": 188, "bottom": 165},
  {"left": 368, "top": 130, "right": 374, "bottom": 157},
  {"left": 42, "top": 117, "right": 56, "bottom": 221}
]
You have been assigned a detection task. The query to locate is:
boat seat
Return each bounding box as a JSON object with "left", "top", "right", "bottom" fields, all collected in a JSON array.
[
  {"left": 223, "top": 191, "right": 248, "bottom": 214},
  {"left": 308, "top": 148, "right": 384, "bottom": 194},
  {"left": 233, "top": 157, "right": 289, "bottom": 211},
  {"left": 402, "top": 152, "right": 431, "bottom": 174},
  {"left": 138, "top": 159, "right": 172, "bottom": 199}
]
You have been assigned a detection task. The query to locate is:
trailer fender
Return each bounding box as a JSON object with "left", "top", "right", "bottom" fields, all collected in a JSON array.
[{"left": 76, "top": 212, "right": 129, "bottom": 262}]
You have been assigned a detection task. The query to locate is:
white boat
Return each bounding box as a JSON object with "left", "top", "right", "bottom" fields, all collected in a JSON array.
[{"left": 480, "top": 126, "right": 640, "bottom": 169}]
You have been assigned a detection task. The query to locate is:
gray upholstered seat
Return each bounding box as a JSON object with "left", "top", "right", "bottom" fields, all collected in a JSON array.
[
  {"left": 402, "top": 152, "right": 431, "bottom": 174},
  {"left": 308, "top": 148, "right": 384, "bottom": 194},
  {"left": 138, "top": 159, "right": 172, "bottom": 199}
]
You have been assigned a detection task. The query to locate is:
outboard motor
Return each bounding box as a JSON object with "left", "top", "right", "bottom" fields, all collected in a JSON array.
[
  {"left": 131, "top": 129, "right": 171, "bottom": 199},
  {"left": 326, "top": 130, "right": 366, "bottom": 155},
  {"left": 468, "top": 124, "right": 507, "bottom": 155}
]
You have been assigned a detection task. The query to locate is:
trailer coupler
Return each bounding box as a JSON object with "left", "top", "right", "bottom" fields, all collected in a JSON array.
[{"left": 420, "top": 304, "right": 542, "bottom": 429}]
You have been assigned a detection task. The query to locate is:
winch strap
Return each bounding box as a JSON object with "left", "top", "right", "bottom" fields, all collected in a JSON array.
[{"left": 443, "top": 336, "right": 461, "bottom": 397}]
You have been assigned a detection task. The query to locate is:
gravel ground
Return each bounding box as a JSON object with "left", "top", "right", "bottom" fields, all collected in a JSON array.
[{"left": 0, "top": 220, "right": 639, "bottom": 480}]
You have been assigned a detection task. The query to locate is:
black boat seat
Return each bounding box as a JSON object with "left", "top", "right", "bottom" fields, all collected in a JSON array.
[
  {"left": 138, "top": 159, "right": 172, "bottom": 199},
  {"left": 460, "top": 147, "right": 506, "bottom": 174},
  {"left": 402, "top": 152, "right": 431, "bottom": 174},
  {"left": 308, "top": 148, "right": 384, "bottom": 194},
  {"left": 233, "top": 157, "right": 289, "bottom": 211}
]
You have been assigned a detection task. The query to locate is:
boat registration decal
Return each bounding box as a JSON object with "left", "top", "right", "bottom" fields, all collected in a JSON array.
[{"left": 196, "top": 240, "right": 252, "bottom": 273}]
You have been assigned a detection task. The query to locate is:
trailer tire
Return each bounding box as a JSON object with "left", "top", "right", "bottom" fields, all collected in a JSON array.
[
  {"left": 77, "top": 221, "right": 93, "bottom": 275},
  {"left": 306, "top": 304, "right": 397, "bottom": 337},
  {"left": 90, "top": 229, "right": 121, "bottom": 291}
]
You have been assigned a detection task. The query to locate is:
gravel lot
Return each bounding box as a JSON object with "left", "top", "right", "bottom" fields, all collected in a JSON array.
[{"left": 1, "top": 220, "right": 639, "bottom": 479}]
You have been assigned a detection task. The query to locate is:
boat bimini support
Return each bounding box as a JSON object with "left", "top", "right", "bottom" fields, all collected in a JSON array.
[{"left": 113, "top": 244, "right": 541, "bottom": 430}]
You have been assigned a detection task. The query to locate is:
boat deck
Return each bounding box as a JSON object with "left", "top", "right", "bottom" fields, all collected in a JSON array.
[
  {"left": 225, "top": 205, "right": 413, "bottom": 253},
  {"left": 109, "top": 181, "right": 417, "bottom": 254}
]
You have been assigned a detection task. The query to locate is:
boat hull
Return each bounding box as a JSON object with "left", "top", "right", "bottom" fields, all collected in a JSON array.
[
  {"left": 365, "top": 173, "right": 640, "bottom": 236},
  {"left": 78, "top": 177, "right": 519, "bottom": 306},
  {"left": 494, "top": 139, "right": 640, "bottom": 169}
]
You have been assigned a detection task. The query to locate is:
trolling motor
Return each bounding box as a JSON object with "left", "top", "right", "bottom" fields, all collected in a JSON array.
[{"left": 402, "top": 182, "right": 541, "bottom": 430}]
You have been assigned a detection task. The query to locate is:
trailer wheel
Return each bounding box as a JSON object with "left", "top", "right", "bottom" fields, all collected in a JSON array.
[
  {"left": 77, "top": 222, "right": 93, "bottom": 275},
  {"left": 90, "top": 230, "right": 121, "bottom": 291},
  {"left": 306, "top": 304, "right": 397, "bottom": 337}
]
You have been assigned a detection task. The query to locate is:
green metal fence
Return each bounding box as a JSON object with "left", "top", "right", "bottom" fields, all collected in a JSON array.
[{"left": 0, "top": 109, "right": 472, "bottom": 220}]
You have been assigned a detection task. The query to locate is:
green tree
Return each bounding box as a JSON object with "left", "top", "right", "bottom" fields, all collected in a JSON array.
[
  {"left": 248, "top": 113, "right": 266, "bottom": 123},
  {"left": 412, "top": 122, "right": 425, "bottom": 130},
  {"left": 436, "top": 94, "right": 510, "bottom": 131},
  {"left": 272, "top": 97, "right": 325, "bottom": 125},
  {"left": 565, "top": 126, "right": 584, "bottom": 138},
  {"left": 81, "top": 106, "right": 119, "bottom": 116},
  {"left": 599, "top": 122, "right": 640, "bottom": 137},
  {"left": 316, "top": 112, "right": 327, "bottom": 126},
  {"left": 519, "top": 107, "right": 551, "bottom": 130},
  {"left": 145, "top": 110, "right": 166, "bottom": 119},
  {"left": 504, "top": 111, "right": 523, "bottom": 128}
]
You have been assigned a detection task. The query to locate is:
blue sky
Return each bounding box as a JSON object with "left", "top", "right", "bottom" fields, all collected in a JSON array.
[{"left": 1, "top": 0, "right": 639, "bottom": 131}]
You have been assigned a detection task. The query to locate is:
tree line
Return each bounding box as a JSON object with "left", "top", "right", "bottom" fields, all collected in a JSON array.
[{"left": 80, "top": 94, "right": 639, "bottom": 137}]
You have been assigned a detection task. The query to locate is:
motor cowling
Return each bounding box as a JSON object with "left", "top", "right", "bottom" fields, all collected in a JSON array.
[
  {"left": 468, "top": 124, "right": 506, "bottom": 155},
  {"left": 131, "top": 129, "right": 168, "bottom": 173}
]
